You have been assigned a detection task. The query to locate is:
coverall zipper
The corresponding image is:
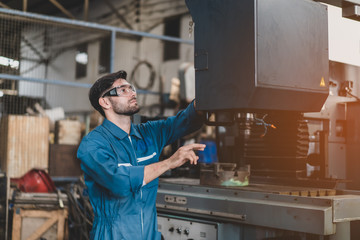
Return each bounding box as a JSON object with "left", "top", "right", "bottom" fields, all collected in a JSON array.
[{"left": 128, "top": 135, "right": 144, "bottom": 239}]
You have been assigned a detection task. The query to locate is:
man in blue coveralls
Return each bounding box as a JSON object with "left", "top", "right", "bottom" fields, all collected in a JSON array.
[{"left": 77, "top": 70, "right": 205, "bottom": 240}]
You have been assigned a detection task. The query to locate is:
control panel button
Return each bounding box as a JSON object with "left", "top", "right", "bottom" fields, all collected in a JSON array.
[{"left": 176, "top": 227, "right": 182, "bottom": 234}]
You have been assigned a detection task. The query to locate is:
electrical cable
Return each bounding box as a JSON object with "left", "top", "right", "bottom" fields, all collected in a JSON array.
[
  {"left": 130, "top": 60, "right": 156, "bottom": 90},
  {"left": 254, "top": 114, "right": 276, "bottom": 137},
  {"left": 129, "top": 60, "right": 157, "bottom": 107},
  {"left": 62, "top": 182, "right": 93, "bottom": 240},
  {"left": 345, "top": 87, "right": 360, "bottom": 101}
]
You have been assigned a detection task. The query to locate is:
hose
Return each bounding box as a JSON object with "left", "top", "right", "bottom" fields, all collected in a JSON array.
[{"left": 130, "top": 60, "right": 156, "bottom": 90}]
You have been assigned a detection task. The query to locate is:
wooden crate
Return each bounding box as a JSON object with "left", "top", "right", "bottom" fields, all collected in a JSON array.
[
  {"left": 49, "top": 144, "right": 82, "bottom": 177},
  {"left": 0, "top": 115, "right": 49, "bottom": 178},
  {"left": 55, "top": 120, "right": 81, "bottom": 145},
  {"left": 12, "top": 208, "right": 68, "bottom": 240}
]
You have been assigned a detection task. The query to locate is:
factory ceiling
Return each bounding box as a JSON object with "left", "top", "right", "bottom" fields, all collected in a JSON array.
[
  {"left": 0, "top": 0, "right": 86, "bottom": 17},
  {"left": 0, "top": 0, "right": 189, "bottom": 31},
  {"left": 0, "top": 0, "right": 358, "bottom": 29}
]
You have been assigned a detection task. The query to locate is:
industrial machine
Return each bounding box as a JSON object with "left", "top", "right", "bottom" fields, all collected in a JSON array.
[{"left": 156, "top": 0, "right": 360, "bottom": 239}]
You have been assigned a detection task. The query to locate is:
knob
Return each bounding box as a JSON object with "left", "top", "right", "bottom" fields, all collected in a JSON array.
[
  {"left": 169, "top": 227, "right": 174, "bottom": 232},
  {"left": 176, "top": 227, "right": 182, "bottom": 234},
  {"left": 184, "top": 228, "right": 190, "bottom": 235}
]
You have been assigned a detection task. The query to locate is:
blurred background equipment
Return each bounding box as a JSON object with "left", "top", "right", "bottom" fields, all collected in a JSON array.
[
  {"left": 187, "top": 0, "right": 328, "bottom": 184},
  {"left": 10, "top": 169, "right": 56, "bottom": 193},
  {"left": 62, "top": 180, "right": 93, "bottom": 240},
  {"left": 8, "top": 169, "right": 68, "bottom": 240},
  {"left": 0, "top": 1, "right": 195, "bottom": 239},
  {"left": 8, "top": 169, "right": 92, "bottom": 240},
  {"left": 156, "top": 0, "right": 360, "bottom": 240},
  {"left": 0, "top": 0, "right": 360, "bottom": 239}
]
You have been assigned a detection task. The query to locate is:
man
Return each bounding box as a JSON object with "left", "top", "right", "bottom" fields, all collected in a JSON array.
[{"left": 77, "top": 70, "right": 205, "bottom": 240}]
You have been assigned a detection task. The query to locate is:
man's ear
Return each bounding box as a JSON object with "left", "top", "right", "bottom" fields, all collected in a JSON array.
[{"left": 99, "top": 97, "right": 111, "bottom": 110}]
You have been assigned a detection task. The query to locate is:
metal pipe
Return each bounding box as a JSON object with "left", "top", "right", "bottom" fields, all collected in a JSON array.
[
  {"left": 48, "top": 0, "right": 75, "bottom": 19},
  {"left": 0, "top": 8, "right": 194, "bottom": 45},
  {"left": 0, "top": 73, "right": 161, "bottom": 95},
  {"left": 110, "top": 30, "right": 116, "bottom": 73},
  {"left": 0, "top": 73, "right": 92, "bottom": 88},
  {"left": 319, "top": 131, "right": 330, "bottom": 178}
]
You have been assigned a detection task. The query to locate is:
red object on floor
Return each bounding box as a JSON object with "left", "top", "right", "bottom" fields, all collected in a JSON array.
[{"left": 11, "top": 169, "right": 56, "bottom": 193}]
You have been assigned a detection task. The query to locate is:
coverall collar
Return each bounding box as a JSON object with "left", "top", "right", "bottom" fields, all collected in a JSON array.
[
  {"left": 129, "top": 124, "right": 142, "bottom": 139},
  {"left": 102, "top": 118, "right": 142, "bottom": 140}
]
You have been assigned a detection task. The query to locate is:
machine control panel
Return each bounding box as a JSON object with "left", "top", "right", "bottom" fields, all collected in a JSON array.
[
  {"left": 164, "top": 194, "right": 187, "bottom": 204},
  {"left": 158, "top": 215, "right": 217, "bottom": 240}
]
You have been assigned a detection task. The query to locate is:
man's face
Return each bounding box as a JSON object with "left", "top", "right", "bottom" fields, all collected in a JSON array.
[{"left": 107, "top": 79, "right": 140, "bottom": 116}]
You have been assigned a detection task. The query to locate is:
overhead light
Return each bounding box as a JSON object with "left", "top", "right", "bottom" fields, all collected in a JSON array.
[
  {"left": 0, "top": 56, "right": 19, "bottom": 69},
  {"left": 75, "top": 52, "right": 88, "bottom": 65}
]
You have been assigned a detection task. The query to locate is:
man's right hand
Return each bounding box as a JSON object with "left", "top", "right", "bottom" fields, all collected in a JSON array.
[
  {"left": 144, "top": 143, "right": 206, "bottom": 184},
  {"left": 166, "top": 143, "right": 206, "bottom": 169}
]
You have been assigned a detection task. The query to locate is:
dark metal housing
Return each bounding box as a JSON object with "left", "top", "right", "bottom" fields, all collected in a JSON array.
[{"left": 186, "top": 0, "right": 329, "bottom": 112}]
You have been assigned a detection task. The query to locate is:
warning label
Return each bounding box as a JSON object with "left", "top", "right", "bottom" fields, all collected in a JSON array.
[{"left": 320, "top": 77, "right": 326, "bottom": 87}]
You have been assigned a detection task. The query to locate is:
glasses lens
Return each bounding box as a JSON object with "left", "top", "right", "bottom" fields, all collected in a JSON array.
[{"left": 116, "top": 84, "right": 136, "bottom": 96}]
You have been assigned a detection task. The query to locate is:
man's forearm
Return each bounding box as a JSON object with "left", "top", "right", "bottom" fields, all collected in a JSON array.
[{"left": 143, "top": 160, "right": 170, "bottom": 184}]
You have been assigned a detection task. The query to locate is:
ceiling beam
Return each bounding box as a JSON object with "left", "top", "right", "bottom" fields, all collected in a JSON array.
[
  {"left": 23, "top": 0, "right": 28, "bottom": 12},
  {"left": 48, "top": 0, "right": 75, "bottom": 19},
  {"left": 0, "top": 2, "right": 11, "bottom": 9},
  {"left": 83, "top": 0, "right": 89, "bottom": 21},
  {"left": 103, "top": 0, "right": 133, "bottom": 29}
]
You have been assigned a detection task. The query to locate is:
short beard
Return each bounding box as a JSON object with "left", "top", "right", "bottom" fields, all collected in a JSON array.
[
  {"left": 121, "top": 106, "right": 140, "bottom": 116},
  {"left": 110, "top": 98, "right": 140, "bottom": 116}
]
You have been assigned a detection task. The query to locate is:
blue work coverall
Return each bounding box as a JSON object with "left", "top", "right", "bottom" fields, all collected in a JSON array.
[{"left": 77, "top": 101, "right": 203, "bottom": 240}]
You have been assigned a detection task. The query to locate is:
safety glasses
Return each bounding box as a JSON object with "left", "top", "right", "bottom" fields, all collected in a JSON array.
[{"left": 102, "top": 84, "right": 136, "bottom": 98}]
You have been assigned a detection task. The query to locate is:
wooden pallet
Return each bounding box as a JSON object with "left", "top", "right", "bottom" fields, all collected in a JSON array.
[{"left": 12, "top": 208, "right": 68, "bottom": 240}]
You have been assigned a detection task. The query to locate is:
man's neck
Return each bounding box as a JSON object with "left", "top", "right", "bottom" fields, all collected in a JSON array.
[{"left": 107, "top": 114, "right": 132, "bottom": 134}]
